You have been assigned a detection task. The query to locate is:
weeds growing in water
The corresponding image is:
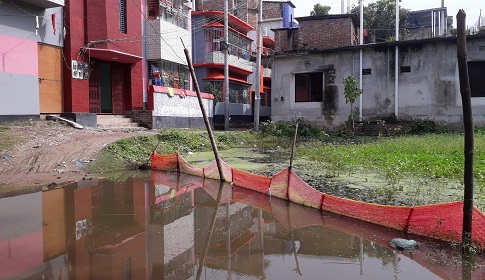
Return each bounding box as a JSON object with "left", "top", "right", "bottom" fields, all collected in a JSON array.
[{"left": 95, "top": 120, "right": 485, "bottom": 210}]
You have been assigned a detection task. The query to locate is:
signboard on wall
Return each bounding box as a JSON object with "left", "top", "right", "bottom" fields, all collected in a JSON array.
[{"left": 71, "top": 60, "right": 90, "bottom": 80}]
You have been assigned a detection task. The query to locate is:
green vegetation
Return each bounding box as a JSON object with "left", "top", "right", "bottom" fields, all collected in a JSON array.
[
  {"left": 94, "top": 121, "right": 485, "bottom": 209},
  {"left": 310, "top": 3, "right": 331, "bottom": 16}
]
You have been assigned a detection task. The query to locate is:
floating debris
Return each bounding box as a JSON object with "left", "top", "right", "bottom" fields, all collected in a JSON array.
[{"left": 390, "top": 238, "right": 418, "bottom": 251}]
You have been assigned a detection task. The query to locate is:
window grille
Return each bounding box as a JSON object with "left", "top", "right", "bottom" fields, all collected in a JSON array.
[{"left": 120, "top": 0, "right": 127, "bottom": 33}]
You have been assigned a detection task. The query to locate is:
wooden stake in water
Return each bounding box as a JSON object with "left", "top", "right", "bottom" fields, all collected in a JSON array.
[
  {"left": 181, "top": 39, "right": 225, "bottom": 182},
  {"left": 456, "top": 10, "right": 474, "bottom": 246}
]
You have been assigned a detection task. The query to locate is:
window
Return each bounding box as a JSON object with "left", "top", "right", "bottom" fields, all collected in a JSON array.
[
  {"left": 159, "top": 0, "right": 189, "bottom": 30},
  {"left": 468, "top": 61, "right": 485, "bottom": 97},
  {"left": 362, "top": 68, "right": 372, "bottom": 75},
  {"left": 229, "top": 82, "right": 250, "bottom": 104},
  {"left": 119, "top": 0, "right": 127, "bottom": 33},
  {"left": 400, "top": 66, "right": 411, "bottom": 73},
  {"left": 148, "top": 60, "right": 190, "bottom": 90},
  {"left": 295, "top": 72, "right": 323, "bottom": 102}
]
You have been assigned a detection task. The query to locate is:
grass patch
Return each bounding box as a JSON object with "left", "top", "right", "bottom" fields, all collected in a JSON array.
[
  {"left": 91, "top": 128, "right": 286, "bottom": 172},
  {"left": 298, "top": 133, "right": 485, "bottom": 188},
  {"left": 0, "top": 126, "right": 25, "bottom": 152}
]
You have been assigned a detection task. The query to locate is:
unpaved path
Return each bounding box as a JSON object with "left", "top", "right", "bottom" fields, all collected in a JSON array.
[{"left": 0, "top": 121, "right": 156, "bottom": 195}]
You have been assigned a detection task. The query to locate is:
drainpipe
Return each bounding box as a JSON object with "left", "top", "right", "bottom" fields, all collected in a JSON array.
[
  {"left": 341, "top": 0, "right": 344, "bottom": 14},
  {"left": 359, "top": 0, "right": 363, "bottom": 120},
  {"left": 142, "top": 0, "right": 148, "bottom": 109},
  {"left": 395, "top": 0, "right": 399, "bottom": 119}
]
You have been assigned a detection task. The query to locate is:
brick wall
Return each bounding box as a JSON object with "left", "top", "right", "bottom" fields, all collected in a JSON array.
[
  {"left": 263, "top": 2, "right": 282, "bottom": 20},
  {"left": 130, "top": 110, "right": 153, "bottom": 129},
  {"left": 274, "top": 29, "right": 298, "bottom": 53},
  {"left": 274, "top": 17, "right": 357, "bottom": 53},
  {"left": 196, "top": 0, "right": 224, "bottom": 11},
  {"left": 297, "top": 18, "right": 355, "bottom": 50}
]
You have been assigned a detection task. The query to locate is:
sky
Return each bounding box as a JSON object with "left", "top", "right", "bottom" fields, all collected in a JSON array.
[{"left": 294, "top": 0, "right": 482, "bottom": 28}]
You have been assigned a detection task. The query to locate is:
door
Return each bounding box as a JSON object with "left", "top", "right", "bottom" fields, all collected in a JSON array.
[
  {"left": 38, "top": 44, "right": 63, "bottom": 113},
  {"left": 100, "top": 63, "right": 112, "bottom": 113}
]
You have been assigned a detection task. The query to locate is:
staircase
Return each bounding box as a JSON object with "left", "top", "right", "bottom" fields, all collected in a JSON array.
[{"left": 96, "top": 115, "right": 146, "bottom": 131}]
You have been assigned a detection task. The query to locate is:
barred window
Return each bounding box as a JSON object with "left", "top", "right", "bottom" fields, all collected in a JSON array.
[{"left": 120, "top": 0, "right": 127, "bottom": 33}]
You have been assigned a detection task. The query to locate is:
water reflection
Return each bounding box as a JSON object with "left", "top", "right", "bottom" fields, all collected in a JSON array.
[{"left": 0, "top": 171, "right": 484, "bottom": 279}]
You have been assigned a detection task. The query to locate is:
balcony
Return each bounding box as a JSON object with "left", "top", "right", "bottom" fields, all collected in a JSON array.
[
  {"left": 18, "top": 0, "right": 64, "bottom": 8},
  {"left": 204, "top": 51, "right": 255, "bottom": 73}
]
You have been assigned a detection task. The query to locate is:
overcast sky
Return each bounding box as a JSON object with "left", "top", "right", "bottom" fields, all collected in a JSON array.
[{"left": 294, "top": 0, "right": 482, "bottom": 28}]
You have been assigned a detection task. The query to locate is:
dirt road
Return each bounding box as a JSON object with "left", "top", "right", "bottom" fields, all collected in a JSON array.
[{"left": 0, "top": 120, "right": 156, "bottom": 195}]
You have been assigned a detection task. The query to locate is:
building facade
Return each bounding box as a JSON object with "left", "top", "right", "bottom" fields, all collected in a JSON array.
[
  {"left": 0, "top": 0, "right": 64, "bottom": 123},
  {"left": 271, "top": 34, "right": 485, "bottom": 130},
  {"left": 192, "top": 10, "right": 257, "bottom": 126},
  {"left": 62, "top": 0, "right": 144, "bottom": 127}
]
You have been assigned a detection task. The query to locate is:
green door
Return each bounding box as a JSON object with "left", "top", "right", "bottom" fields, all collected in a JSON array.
[{"left": 100, "top": 63, "right": 112, "bottom": 113}]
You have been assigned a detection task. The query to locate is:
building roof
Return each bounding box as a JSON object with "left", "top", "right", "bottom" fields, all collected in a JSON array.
[
  {"left": 273, "top": 33, "right": 485, "bottom": 57},
  {"left": 295, "top": 14, "right": 359, "bottom": 27}
]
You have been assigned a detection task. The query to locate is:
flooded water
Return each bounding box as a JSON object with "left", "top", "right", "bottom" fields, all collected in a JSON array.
[{"left": 1, "top": 171, "right": 483, "bottom": 280}]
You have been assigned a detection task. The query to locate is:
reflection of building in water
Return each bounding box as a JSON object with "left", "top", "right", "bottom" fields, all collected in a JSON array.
[
  {"left": 194, "top": 187, "right": 266, "bottom": 277},
  {"left": 148, "top": 179, "right": 195, "bottom": 280},
  {"left": 5, "top": 172, "right": 482, "bottom": 279}
]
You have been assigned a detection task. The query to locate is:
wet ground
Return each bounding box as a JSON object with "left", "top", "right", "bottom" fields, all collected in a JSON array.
[{"left": 1, "top": 171, "right": 484, "bottom": 279}]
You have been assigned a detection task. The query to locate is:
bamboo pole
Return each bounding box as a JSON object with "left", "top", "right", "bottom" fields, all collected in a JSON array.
[
  {"left": 196, "top": 181, "right": 224, "bottom": 280},
  {"left": 456, "top": 10, "right": 474, "bottom": 245},
  {"left": 289, "top": 119, "right": 300, "bottom": 171},
  {"left": 182, "top": 40, "right": 225, "bottom": 181}
]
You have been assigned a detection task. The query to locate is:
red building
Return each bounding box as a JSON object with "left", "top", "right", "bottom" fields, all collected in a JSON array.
[{"left": 62, "top": 0, "right": 145, "bottom": 126}]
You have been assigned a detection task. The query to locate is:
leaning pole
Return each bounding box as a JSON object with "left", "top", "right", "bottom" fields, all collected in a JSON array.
[{"left": 456, "top": 10, "right": 474, "bottom": 246}]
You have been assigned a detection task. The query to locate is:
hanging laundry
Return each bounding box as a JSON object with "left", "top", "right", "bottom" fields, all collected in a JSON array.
[{"left": 52, "top": 13, "right": 56, "bottom": 35}]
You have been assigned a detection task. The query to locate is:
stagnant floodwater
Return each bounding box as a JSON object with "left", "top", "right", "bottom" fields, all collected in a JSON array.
[{"left": 1, "top": 171, "right": 483, "bottom": 280}]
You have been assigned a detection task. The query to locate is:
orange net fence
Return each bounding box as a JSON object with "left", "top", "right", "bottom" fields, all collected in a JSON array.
[{"left": 151, "top": 151, "right": 485, "bottom": 249}]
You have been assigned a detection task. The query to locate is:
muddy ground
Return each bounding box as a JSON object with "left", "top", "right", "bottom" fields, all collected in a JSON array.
[{"left": 0, "top": 120, "right": 156, "bottom": 197}]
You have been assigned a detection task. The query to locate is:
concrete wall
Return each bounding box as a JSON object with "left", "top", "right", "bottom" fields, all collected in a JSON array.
[
  {"left": 151, "top": 88, "right": 213, "bottom": 129},
  {"left": 0, "top": 2, "right": 63, "bottom": 120},
  {"left": 159, "top": 20, "right": 191, "bottom": 65},
  {"left": 271, "top": 36, "right": 485, "bottom": 130}
]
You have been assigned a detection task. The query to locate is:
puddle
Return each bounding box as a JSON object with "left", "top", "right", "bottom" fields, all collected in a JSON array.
[{"left": 0, "top": 171, "right": 483, "bottom": 279}]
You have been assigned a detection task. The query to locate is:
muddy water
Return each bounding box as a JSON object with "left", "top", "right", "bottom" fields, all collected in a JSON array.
[{"left": 0, "top": 171, "right": 482, "bottom": 280}]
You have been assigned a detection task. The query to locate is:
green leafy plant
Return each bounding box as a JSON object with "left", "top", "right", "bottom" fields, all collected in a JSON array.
[
  {"left": 310, "top": 3, "right": 331, "bottom": 16},
  {"left": 343, "top": 75, "right": 363, "bottom": 136}
]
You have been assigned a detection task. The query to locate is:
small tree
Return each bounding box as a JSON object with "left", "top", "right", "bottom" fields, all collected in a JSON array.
[
  {"left": 310, "top": 4, "right": 331, "bottom": 16},
  {"left": 343, "top": 76, "right": 363, "bottom": 135}
]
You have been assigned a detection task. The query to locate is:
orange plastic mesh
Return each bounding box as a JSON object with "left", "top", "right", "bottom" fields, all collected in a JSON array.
[
  {"left": 203, "top": 159, "right": 233, "bottom": 182},
  {"left": 322, "top": 194, "right": 412, "bottom": 231},
  {"left": 472, "top": 207, "right": 485, "bottom": 248},
  {"left": 177, "top": 154, "right": 204, "bottom": 177},
  {"left": 232, "top": 168, "right": 271, "bottom": 194},
  {"left": 178, "top": 173, "right": 205, "bottom": 190},
  {"left": 151, "top": 170, "right": 179, "bottom": 188},
  {"left": 232, "top": 186, "right": 272, "bottom": 213},
  {"left": 151, "top": 152, "right": 485, "bottom": 250},
  {"left": 287, "top": 170, "right": 324, "bottom": 209},
  {"left": 270, "top": 197, "right": 291, "bottom": 228},
  {"left": 150, "top": 152, "right": 178, "bottom": 172},
  {"left": 287, "top": 202, "right": 324, "bottom": 229},
  {"left": 203, "top": 178, "right": 232, "bottom": 204},
  {"left": 407, "top": 202, "right": 463, "bottom": 242},
  {"left": 269, "top": 169, "right": 290, "bottom": 200}
]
